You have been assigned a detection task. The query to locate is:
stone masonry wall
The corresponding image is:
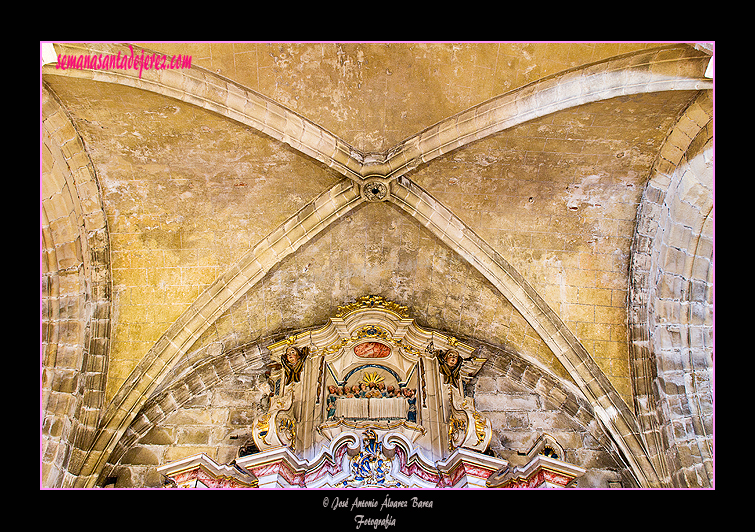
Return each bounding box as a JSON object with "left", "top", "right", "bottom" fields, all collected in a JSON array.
[
  {"left": 103, "top": 344, "right": 272, "bottom": 488},
  {"left": 472, "top": 347, "right": 634, "bottom": 488}
]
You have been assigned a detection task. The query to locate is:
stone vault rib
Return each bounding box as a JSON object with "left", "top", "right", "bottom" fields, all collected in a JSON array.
[
  {"left": 358, "top": 44, "right": 712, "bottom": 179},
  {"left": 42, "top": 43, "right": 711, "bottom": 184},
  {"left": 69, "top": 180, "right": 363, "bottom": 487},
  {"left": 388, "top": 177, "right": 663, "bottom": 488},
  {"left": 43, "top": 42, "right": 367, "bottom": 182}
]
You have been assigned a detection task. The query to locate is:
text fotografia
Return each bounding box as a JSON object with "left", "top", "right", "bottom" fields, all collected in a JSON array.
[
  {"left": 325, "top": 495, "right": 433, "bottom": 529},
  {"left": 54, "top": 45, "right": 191, "bottom": 79},
  {"left": 354, "top": 515, "right": 396, "bottom": 530}
]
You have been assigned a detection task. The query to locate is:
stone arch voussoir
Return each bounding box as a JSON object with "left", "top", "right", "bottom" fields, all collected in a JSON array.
[
  {"left": 628, "top": 89, "right": 713, "bottom": 487},
  {"left": 42, "top": 83, "right": 112, "bottom": 487}
]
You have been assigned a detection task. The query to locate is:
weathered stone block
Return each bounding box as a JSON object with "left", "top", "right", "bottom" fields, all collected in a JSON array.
[
  {"left": 476, "top": 392, "right": 539, "bottom": 412},
  {"left": 121, "top": 446, "right": 160, "bottom": 466},
  {"left": 138, "top": 427, "right": 174, "bottom": 446},
  {"left": 176, "top": 427, "right": 210, "bottom": 445}
]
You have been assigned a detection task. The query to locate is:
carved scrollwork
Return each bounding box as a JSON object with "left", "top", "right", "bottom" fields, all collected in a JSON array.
[
  {"left": 251, "top": 388, "right": 295, "bottom": 451},
  {"left": 448, "top": 414, "right": 467, "bottom": 451},
  {"left": 447, "top": 386, "right": 493, "bottom": 453},
  {"left": 334, "top": 295, "right": 410, "bottom": 318}
]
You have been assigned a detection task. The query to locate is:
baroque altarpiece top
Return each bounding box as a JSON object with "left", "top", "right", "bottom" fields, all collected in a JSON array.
[{"left": 159, "top": 296, "right": 584, "bottom": 489}]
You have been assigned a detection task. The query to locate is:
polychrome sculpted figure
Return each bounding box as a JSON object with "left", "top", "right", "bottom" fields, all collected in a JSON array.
[
  {"left": 281, "top": 346, "right": 308, "bottom": 386},
  {"left": 326, "top": 385, "right": 338, "bottom": 420},
  {"left": 405, "top": 388, "right": 417, "bottom": 422},
  {"left": 341, "top": 429, "right": 401, "bottom": 488},
  {"left": 438, "top": 348, "right": 463, "bottom": 389}
]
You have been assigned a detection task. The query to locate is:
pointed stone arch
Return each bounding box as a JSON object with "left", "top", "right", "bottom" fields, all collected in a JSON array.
[
  {"left": 628, "top": 90, "right": 714, "bottom": 487},
  {"left": 42, "top": 83, "right": 112, "bottom": 487}
]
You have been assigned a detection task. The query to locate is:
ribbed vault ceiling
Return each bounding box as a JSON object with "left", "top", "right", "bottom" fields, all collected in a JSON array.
[{"left": 41, "top": 42, "right": 713, "bottom": 488}]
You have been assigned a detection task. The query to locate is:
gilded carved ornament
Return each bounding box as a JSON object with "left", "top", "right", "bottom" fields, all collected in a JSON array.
[{"left": 334, "top": 295, "right": 410, "bottom": 319}]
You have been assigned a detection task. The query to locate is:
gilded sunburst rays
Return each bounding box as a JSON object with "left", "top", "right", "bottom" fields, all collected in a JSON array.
[{"left": 361, "top": 371, "right": 385, "bottom": 386}]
